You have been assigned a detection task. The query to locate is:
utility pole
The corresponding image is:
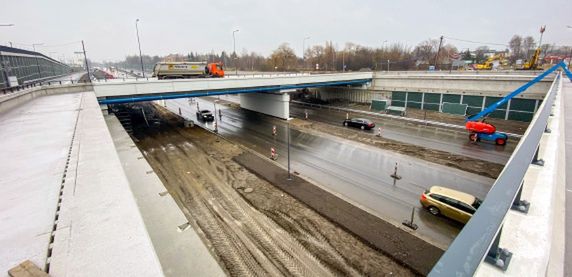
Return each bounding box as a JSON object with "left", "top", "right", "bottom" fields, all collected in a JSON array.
[
  {"left": 287, "top": 122, "right": 291, "bottom": 180},
  {"left": 233, "top": 29, "right": 239, "bottom": 76},
  {"left": 135, "top": 19, "right": 145, "bottom": 78},
  {"left": 434, "top": 35, "right": 444, "bottom": 70},
  {"left": 82, "top": 40, "right": 91, "bottom": 82}
]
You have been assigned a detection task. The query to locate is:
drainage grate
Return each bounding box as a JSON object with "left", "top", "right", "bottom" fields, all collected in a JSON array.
[{"left": 45, "top": 94, "right": 83, "bottom": 273}]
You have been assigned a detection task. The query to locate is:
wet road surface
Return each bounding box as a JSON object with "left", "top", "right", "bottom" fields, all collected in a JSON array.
[
  {"left": 163, "top": 97, "right": 496, "bottom": 248},
  {"left": 290, "top": 104, "right": 516, "bottom": 165}
]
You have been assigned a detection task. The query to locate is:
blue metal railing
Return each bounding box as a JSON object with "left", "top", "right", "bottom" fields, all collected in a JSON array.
[{"left": 429, "top": 69, "right": 564, "bottom": 276}]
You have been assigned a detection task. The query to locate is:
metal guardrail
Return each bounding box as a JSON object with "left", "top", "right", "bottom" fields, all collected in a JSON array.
[
  {"left": 429, "top": 72, "right": 561, "bottom": 276},
  {"left": 0, "top": 74, "right": 84, "bottom": 94},
  {"left": 90, "top": 72, "right": 361, "bottom": 83}
]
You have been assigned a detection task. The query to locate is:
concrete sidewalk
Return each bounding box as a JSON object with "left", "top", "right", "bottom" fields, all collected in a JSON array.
[{"left": 0, "top": 91, "right": 164, "bottom": 276}]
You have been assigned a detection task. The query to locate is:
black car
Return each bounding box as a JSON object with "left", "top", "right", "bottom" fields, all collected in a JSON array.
[
  {"left": 196, "top": 110, "right": 214, "bottom": 122},
  {"left": 343, "top": 118, "right": 375, "bottom": 130}
]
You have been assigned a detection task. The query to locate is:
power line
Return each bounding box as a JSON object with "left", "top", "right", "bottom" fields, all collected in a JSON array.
[
  {"left": 443, "top": 36, "right": 508, "bottom": 47},
  {"left": 39, "top": 41, "right": 82, "bottom": 48},
  {"left": 7, "top": 41, "right": 81, "bottom": 49}
]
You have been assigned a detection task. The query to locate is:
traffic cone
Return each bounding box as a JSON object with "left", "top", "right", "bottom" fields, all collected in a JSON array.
[{"left": 270, "top": 147, "right": 276, "bottom": 160}]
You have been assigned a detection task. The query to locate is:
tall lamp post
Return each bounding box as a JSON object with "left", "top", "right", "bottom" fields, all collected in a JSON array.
[
  {"left": 567, "top": 26, "right": 572, "bottom": 70},
  {"left": 0, "top": 24, "right": 15, "bottom": 87},
  {"left": 302, "top": 36, "right": 310, "bottom": 70},
  {"left": 233, "top": 29, "right": 239, "bottom": 76},
  {"left": 135, "top": 19, "right": 145, "bottom": 78},
  {"left": 32, "top": 43, "right": 43, "bottom": 79}
]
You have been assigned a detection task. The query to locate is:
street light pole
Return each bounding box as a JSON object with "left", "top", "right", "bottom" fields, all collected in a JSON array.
[
  {"left": 135, "top": 19, "right": 145, "bottom": 78},
  {"left": 32, "top": 43, "right": 43, "bottom": 79},
  {"left": 303, "top": 36, "right": 310, "bottom": 70},
  {"left": 0, "top": 24, "right": 14, "bottom": 87},
  {"left": 342, "top": 50, "right": 345, "bottom": 72},
  {"left": 567, "top": 26, "right": 572, "bottom": 70},
  {"left": 233, "top": 29, "right": 239, "bottom": 76},
  {"left": 81, "top": 40, "right": 91, "bottom": 82}
]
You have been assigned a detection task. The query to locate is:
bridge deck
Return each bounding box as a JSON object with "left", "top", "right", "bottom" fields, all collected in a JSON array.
[
  {"left": 564, "top": 80, "right": 572, "bottom": 276},
  {"left": 0, "top": 91, "right": 163, "bottom": 276},
  {"left": 93, "top": 72, "right": 372, "bottom": 104}
]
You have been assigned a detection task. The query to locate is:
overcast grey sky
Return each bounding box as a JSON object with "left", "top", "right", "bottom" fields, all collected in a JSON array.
[{"left": 2, "top": 0, "right": 572, "bottom": 62}]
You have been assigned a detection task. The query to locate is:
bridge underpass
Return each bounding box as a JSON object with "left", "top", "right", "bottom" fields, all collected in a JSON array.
[
  {"left": 93, "top": 72, "right": 372, "bottom": 119},
  {"left": 2, "top": 70, "right": 568, "bottom": 272}
]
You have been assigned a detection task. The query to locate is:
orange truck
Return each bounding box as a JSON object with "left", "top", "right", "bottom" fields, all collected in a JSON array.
[{"left": 152, "top": 62, "right": 224, "bottom": 79}]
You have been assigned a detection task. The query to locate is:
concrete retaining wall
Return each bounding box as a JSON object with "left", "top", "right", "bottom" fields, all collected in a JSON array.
[{"left": 371, "top": 72, "right": 552, "bottom": 99}]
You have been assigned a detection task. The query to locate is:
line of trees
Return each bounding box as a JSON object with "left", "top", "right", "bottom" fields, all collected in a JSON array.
[{"left": 103, "top": 36, "right": 571, "bottom": 72}]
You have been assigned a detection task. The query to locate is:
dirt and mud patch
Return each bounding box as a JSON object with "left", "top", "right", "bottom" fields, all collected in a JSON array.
[
  {"left": 289, "top": 119, "right": 504, "bottom": 179},
  {"left": 129, "top": 104, "right": 418, "bottom": 276}
]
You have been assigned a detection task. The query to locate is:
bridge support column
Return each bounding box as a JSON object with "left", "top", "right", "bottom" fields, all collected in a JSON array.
[{"left": 239, "top": 91, "right": 290, "bottom": 119}]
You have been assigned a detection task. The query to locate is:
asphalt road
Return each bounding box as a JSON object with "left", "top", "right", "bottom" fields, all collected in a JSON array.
[
  {"left": 290, "top": 104, "right": 516, "bottom": 165},
  {"left": 162, "top": 97, "right": 495, "bottom": 249}
]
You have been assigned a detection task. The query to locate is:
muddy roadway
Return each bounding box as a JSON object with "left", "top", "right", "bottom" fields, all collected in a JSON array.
[
  {"left": 163, "top": 97, "right": 496, "bottom": 249},
  {"left": 130, "top": 105, "right": 415, "bottom": 276}
]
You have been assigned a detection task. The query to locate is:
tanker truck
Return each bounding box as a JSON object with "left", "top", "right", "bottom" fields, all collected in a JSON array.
[{"left": 152, "top": 62, "right": 224, "bottom": 79}]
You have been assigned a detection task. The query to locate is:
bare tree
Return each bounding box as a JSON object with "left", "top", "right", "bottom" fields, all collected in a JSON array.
[
  {"left": 475, "top": 46, "right": 490, "bottom": 64},
  {"left": 413, "top": 39, "right": 439, "bottom": 64},
  {"left": 508, "top": 35, "right": 522, "bottom": 62},
  {"left": 268, "top": 43, "right": 298, "bottom": 71},
  {"left": 439, "top": 44, "right": 458, "bottom": 64},
  {"left": 522, "top": 36, "right": 536, "bottom": 60}
]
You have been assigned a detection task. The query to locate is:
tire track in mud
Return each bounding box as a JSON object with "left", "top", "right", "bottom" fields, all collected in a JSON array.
[
  {"left": 132, "top": 104, "right": 415, "bottom": 276},
  {"left": 140, "top": 133, "right": 343, "bottom": 276}
]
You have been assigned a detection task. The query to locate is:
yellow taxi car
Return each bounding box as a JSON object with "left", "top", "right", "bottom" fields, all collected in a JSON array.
[{"left": 420, "top": 186, "right": 482, "bottom": 224}]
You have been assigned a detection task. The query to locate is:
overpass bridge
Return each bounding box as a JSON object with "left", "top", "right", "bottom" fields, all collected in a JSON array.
[
  {"left": 94, "top": 72, "right": 372, "bottom": 119},
  {"left": 1, "top": 69, "right": 571, "bottom": 276}
]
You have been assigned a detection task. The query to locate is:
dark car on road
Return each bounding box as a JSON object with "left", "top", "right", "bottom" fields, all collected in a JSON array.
[
  {"left": 196, "top": 110, "right": 214, "bottom": 122},
  {"left": 343, "top": 118, "right": 375, "bottom": 130}
]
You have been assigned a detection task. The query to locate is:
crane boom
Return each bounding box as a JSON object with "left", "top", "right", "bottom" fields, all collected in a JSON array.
[{"left": 467, "top": 61, "right": 570, "bottom": 122}]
